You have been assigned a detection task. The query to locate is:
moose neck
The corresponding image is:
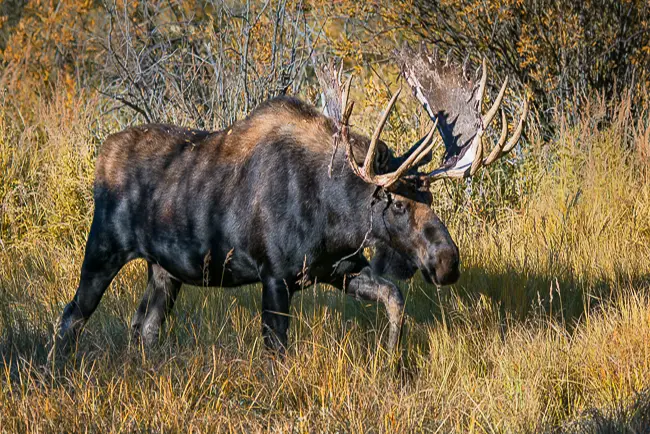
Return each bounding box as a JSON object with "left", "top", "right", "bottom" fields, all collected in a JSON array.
[{"left": 325, "top": 172, "right": 383, "bottom": 254}]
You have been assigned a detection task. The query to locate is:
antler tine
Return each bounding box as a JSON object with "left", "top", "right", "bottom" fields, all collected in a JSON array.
[
  {"left": 502, "top": 96, "right": 529, "bottom": 154},
  {"left": 380, "top": 118, "right": 439, "bottom": 186},
  {"left": 343, "top": 100, "right": 372, "bottom": 183},
  {"left": 482, "top": 76, "right": 508, "bottom": 128},
  {"left": 339, "top": 77, "right": 364, "bottom": 178},
  {"left": 476, "top": 59, "right": 488, "bottom": 111},
  {"left": 340, "top": 75, "right": 353, "bottom": 120},
  {"left": 344, "top": 107, "right": 369, "bottom": 181},
  {"left": 469, "top": 134, "right": 484, "bottom": 176},
  {"left": 363, "top": 88, "right": 402, "bottom": 179},
  {"left": 462, "top": 58, "right": 488, "bottom": 177},
  {"left": 337, "top": 61, "right": 344, "bottom": 86},
  {"left": 403, "top": 118, "right": 439, "bottom": 168},
  {"left": 483, "top": 109, "right": 508, "bottom": 165}
]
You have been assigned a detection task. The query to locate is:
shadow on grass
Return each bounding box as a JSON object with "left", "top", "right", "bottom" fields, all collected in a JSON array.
[
  {"left": 550, "top": 388, "right": 650, "bottom": 434},
  {"left": 401, "top": 264, "right": 650, "bottom": 330}
]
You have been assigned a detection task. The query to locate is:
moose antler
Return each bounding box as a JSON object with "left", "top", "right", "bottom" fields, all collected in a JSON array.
[
  {"left": 314, "top": 58, "right": 439, "bottom": 189},
  {"left": 398, "top": 45, "right": 529, "bottom": 182},
  {"left": 314, "top": 60, "right": 351, "bottom": 124}
]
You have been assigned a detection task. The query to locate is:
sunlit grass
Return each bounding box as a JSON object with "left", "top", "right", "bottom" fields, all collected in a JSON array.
[{"left": 1, "top": 88, "right": 650, "bottom": 432}]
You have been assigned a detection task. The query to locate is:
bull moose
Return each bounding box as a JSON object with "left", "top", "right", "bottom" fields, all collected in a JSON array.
[{"left": 53, "top": 47, "right": 528, "bottom": 355}]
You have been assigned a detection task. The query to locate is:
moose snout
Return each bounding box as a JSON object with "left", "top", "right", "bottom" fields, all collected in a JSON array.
[{"left": 431, "top": 246, "right": 460, "bottom": 286}]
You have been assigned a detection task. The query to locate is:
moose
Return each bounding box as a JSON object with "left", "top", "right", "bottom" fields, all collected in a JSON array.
[{"left": 53, "top": 47, "right": 527, "bottom": 355}]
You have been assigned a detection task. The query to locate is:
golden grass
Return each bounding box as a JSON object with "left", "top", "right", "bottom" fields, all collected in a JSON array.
[{"left": 1, "top": 88, "right": 650, "bottom": 433}]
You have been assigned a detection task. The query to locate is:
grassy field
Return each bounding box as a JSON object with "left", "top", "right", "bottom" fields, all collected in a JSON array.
[{"left": 1, "top": 83, "right": 650, "bottom": 433}]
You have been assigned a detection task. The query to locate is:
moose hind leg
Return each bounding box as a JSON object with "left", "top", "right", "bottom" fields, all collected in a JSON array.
[
  {"left": 346, "top": 267, "right": 405, "bottom": 353},
  {"left": 131, "top": 263, "right": 182, "bottom": 346}
]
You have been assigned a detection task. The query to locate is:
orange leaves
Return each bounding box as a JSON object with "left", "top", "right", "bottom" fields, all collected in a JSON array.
[{"left": 1, "top": 0, "right": 95, "bottom": 94}]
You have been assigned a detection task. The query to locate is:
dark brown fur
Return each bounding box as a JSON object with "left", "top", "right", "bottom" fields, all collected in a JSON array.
[
  {"left": 54, "top": 96, "right": 459, "bottom": 356},
  {"left": 96, "top": 98, "right": 386, "bottom": 190}
]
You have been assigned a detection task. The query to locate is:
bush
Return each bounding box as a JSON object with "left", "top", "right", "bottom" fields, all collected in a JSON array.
[{"left": 409, "top": 0, "right": 650, "bottom": 124}]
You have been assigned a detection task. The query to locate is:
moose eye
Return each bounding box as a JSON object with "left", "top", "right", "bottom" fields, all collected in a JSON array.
[{"left": 391, "top": 200, "right": 406, "bottom": 213}]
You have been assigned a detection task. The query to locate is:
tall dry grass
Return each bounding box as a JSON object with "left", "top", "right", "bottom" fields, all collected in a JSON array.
[{"left": 1, "top": 83, "right": 650, "bottom": 432}]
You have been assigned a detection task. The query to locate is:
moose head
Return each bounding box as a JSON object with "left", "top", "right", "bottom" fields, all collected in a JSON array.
[{"left": 316, "top": 45, "right": 529, "bottom": 285}]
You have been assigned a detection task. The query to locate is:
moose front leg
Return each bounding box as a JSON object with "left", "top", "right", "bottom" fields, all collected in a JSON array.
[
  {"left": 261, "top": 278, "right": 295, "bottom": 353},
  {"left": 345, "top": 267, "right": 405, "bottom": 353}
]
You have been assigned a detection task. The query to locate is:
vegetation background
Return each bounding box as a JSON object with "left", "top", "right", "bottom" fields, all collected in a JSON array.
[{"left": 1, "top": 0, "right": 650, "bottom": 432}]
